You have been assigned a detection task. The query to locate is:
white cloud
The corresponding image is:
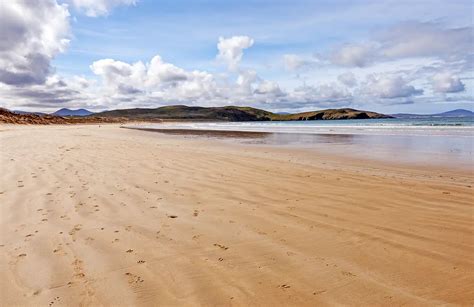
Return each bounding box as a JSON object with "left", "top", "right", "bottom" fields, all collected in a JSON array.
[
  {"left": 330, "top": 43, "right": 376, "bottom": 67},
  {"left": 217, "top": 36, "right": 254, "bottom": 70},
  {"left": 87, "top": 54, "right": 294, "bottom": 109},
  {"left": 89, "top": 55, "right": 223, "bottom": 107},
  {"left": 255, "top": 80, "right": 284, "bottom": 97},
  {"left": 71, "top": 0, "right": 137, "bottom": 17},
  {"left": 337, "top": 72, "right": 357, "bottom": 87},
  {"left": 0, "top": 74, "right": 94, "bottom": 111},
  {"left": 236, "top": 70, "right": 259, "bottom": 95},
  {"left": 327, "top": 22, "right": 473, "bottom": 68},
  {"left": 283, "top": 54, "right": 318, "bottom": 71},
  {"left": 290, "top": 83, "right": 352, "bottom": 107},
  {"left": 0, "top": 0, "right": 70, "bottom": 85},
  {"left": 379, "top": 22, "right": 473, "bottom": 59},
  {"left": 90, "top": 58, "right": 145, "bottom": 95},
  {"left": 362, "top": 75, "right": 423, "bottom": 99},
  {"left": 432, "top": 73, "right": 465, "bottom": 93},
  {"left": 147, "top": 55, "right": 188, "bottom": 84}
]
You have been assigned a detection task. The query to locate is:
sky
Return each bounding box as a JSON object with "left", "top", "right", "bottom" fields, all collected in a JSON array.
[{"left": 0, "top": 0, "right": 473, "bottom": 114}]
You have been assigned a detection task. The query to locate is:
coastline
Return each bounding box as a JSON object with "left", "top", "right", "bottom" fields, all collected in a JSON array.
[
  {"left": 1, "top": 124, "right": 473, "bottom": 305},
  {"left": 124, "top": 125, "right": 474, "bottom": 171}
]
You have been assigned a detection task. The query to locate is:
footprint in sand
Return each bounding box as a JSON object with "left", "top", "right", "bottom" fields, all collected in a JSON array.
[
  {"left": 72, "top": 259, "right": 86, "bottom": 279},
  {"left": 341, "top": 271, "right": 356, "bottom": 277},
  {"left": 48, "top": 296, "right": 60, "bottom": 306},
  {"left": 214, "top": 243, "right": 229, "bottom": 250},
  {"left": 125, "top": 272, "right": 144, "bottom": 284},
  {"left": 69, "top": 224, "right": 82, "bottom": 235},
  {"left": 69, "top": 224, "right": 82, "bottom": 241}
]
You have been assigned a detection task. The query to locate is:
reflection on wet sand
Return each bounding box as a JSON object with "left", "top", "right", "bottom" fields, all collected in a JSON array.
[
  {"left": 125, "top": 127, "right": 473, "bottom": 169},
  {"left": 127, "top": 128, "right": 271, "bottom": 139}
]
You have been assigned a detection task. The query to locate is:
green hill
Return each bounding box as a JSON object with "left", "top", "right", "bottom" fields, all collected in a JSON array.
[
  {"left": 95, "top": 105, "right": 391, "bottom": 121},
  {"left": 97, "top": 105, "right": 274, "bottom": 121}
]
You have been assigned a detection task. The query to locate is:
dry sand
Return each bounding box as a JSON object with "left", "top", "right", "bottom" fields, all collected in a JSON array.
[{"left": 0, "top": 124, "right": 473, "bottom": 306}]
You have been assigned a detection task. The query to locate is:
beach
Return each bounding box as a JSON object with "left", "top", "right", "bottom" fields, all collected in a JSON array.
[{"left": 1, "top": 124, "right": 473, "bottom": 306}]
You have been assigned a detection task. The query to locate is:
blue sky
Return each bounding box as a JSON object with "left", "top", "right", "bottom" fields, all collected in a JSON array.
[{"left": 1, "top": 0, "right": 473, "bottom": 113}]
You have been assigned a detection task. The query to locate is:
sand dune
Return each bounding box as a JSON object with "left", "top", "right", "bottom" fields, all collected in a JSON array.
[{"left": 0, "top": 125, "right": 473, "bottom": 306}]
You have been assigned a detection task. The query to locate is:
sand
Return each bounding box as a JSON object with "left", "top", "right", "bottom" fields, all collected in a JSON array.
[{"left": 0, "top": 124, "right": 473, "bottom": 306}]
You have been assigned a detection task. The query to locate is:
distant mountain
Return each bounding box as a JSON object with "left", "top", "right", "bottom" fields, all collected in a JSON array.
[
  {"left": 96, "top": 105, "right": 392, "bottom": 121},
  {"left": 433, "top": 109, "right": 473, "bottom": 117},
  {"left": 392, "top": 109, "right": 473, "bottom": 118},
  {"left": 53, "top": 108, "right": 94, "bottom": 117}
]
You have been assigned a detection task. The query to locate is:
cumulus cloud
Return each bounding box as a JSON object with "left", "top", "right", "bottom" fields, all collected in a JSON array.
[
  {"left": 236, "top": 70, "right": 259, "bottom": 95},
  {"left": 255, "top": 80, "right": 285, "bottom": 97},
  {"left": 337, "top": 72, "right": 357, "bottom": 87},
  {"left": 217, "top": 36, "right": 254, "bottom": 70},
  {"left": 290, "top": 83, "right": 352, "bottom": 107},
  {"left": 0, "top": 74, "right": 93, "bottom": 110},
  {"left": 147, "top": 55, "right": 188, "bottom": 84},
  {"left": 89, "top": 55, "right": 223, "bottom": 107},
  {"left": 86, "top": 54, "right": 296, "bottom": 108},
  {"left": 431, "top": 73, "right": 465, "bottom": 93},
  {"left": 90, "top": 56, "right": 215, "bottom": 95},
  {"left": 71, "top": 0, "right": 137, "bottom": 17},
  {"left": 362, "top": 75, "right": 423, "bottom": 99},
  {"left": 0, "top": 0, "right": 70, "bottom": 85},
  {"left": 90, "top": 58, "right": 143, "bottom": 87}
]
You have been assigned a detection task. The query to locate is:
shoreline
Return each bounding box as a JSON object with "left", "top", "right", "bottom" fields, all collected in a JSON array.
[
  {"left": 124, "top": 125, "right": 474, "bottom": 172},
  {"left": 1, "top": 125, "right": 473, "bottom": 305}
]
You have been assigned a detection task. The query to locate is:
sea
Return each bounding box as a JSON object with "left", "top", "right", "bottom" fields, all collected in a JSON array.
[{"left": 127, "top": 117, "right": 474, "bottom": 169}]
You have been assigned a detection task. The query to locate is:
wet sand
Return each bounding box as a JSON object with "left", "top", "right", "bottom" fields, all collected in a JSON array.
[
  {"left": 126, "top": 126, "right": 474, "bottom": 170},
  {"left": 1, "top": 124, "right": 473, "bottom": 306}
]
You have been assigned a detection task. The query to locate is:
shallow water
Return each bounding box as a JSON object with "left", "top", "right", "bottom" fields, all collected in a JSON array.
[
  {"left": 135, "top": 117, "right": 474, "bottom": 137},
  {"left": 126, "top": 118, "right": 474, "bottom": 169}
]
